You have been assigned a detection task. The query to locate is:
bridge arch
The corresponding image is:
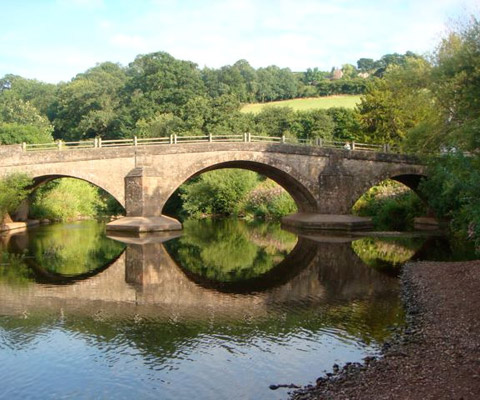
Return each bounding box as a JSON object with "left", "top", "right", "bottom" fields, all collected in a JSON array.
[
  {"left": 350, "top": 165, "right": 427, "bottom": 210},
  {"left": 161, "top": 156, "right": 319, "bottom": 214},
  {"left": 29, "top": 173, "right": 125, "bottom": 209}
]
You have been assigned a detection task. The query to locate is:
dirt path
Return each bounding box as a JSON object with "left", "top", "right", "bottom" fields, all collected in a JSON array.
[{"left": 291, "top": 260, "right": 480, "bottom": 400}]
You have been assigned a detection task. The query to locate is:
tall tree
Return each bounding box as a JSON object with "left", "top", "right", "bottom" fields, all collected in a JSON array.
[
  {"left": 125, "top": 51, "right": 206, "bottom": 123},
  {"left": 356, "top": 56, "right": 436, "bottom": 145},
  {"left": 0, "top": 92, "right": 53, "bottom": 144},
  {"left": 52, "top": 62, "right": 128, "bottom": 140}
]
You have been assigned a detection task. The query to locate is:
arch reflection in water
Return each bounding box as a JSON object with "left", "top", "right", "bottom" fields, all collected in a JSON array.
[
  {"left": 351, "top": 235, "right": 427, "bottom": 275},
  {"left": 4, "top": 221, "right": 125, "bottom": 283}
]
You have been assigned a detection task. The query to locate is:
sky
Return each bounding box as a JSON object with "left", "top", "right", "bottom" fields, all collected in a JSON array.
[{"left": 1, "top": 0, "right": 478, "bottom": 83}]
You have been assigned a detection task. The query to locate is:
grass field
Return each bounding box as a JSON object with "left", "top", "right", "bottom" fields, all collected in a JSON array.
[{"left": 241, "top": 95, "right": 361, "bottom": 114}]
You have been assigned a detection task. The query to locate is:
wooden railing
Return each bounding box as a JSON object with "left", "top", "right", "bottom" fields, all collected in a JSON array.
[{"left": 22, "top": 134, "right": 393, "bottom": 153}]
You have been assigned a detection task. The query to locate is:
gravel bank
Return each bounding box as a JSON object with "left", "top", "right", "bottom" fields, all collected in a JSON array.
[{"left": 291, "top": 260, "right": 480, "bottom": 400}]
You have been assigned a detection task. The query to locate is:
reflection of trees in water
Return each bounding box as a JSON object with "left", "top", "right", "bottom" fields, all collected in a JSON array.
[
  {"left": 351, "top": 236, "right": 425, "bottom": 273},
  {"left": 7, "top": 221, "right": 125, "bottom": 278},
  {"left": 0, "top": 224, "right": 408, "bottom": 364},
  {"left": 165, "top": 219, "right": 297, "bottom": 282},
  {"left": 0, "top": 252, "right": 34, "bottom": 286},
  {"left": 0, "top": 292, "right": 403, "bottom": 360}
]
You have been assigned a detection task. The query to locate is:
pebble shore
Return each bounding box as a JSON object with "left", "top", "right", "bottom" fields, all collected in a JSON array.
[{"left": 290, "top": 260, "right": 480, "bottom": 400}]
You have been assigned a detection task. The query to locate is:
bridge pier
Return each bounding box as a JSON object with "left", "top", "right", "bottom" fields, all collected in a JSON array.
[
  {"left": 282, "top": 153, "right": 373, "bottom": 231},
  {"left": 106, "top": 167, "right": 182, "bottom": 233}
]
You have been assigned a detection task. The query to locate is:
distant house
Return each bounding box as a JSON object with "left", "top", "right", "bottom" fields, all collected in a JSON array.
[
  {"left": 358, "top": 72, "right": 370, "bottom": 79},
  {"left": 331, "top": 68, "right": 343, "bottom": 80}
]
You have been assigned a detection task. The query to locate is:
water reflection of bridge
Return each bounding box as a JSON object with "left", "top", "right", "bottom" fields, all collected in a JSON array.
[{"left": 0, "top": 233, "right": 399, "bottom": 320}]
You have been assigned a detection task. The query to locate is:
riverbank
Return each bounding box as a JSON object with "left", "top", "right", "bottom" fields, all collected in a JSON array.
[{"left": 291, "top": 259, "right": 480, "bottom": 399}]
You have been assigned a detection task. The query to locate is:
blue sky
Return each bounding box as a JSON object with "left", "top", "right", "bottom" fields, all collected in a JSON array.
[{"left": 1, "top": 0, "right": 477, "bottom": 83}]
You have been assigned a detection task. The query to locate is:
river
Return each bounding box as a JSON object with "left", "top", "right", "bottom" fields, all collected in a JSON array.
[{"left": 0, "top": 220, "right": 461, "bottom": 399}]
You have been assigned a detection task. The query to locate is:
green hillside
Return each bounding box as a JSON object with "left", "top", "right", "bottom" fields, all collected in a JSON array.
[{"left": 241, "top": 95, "right": 361, "bottom": 114}]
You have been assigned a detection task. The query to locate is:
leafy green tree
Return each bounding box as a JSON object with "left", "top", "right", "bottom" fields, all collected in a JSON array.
[
  {"left": 292, "top": 109, "right": 335, "bottom": 140},
  {"left": 135, "top": 112, "right": 185, "bottom": 137},
  {"left": 0, "top": 74, "right": 57, "bottom": 118},
  {"left": 419, "top": 153, "right": 480, "bottom": 253},
  {"left": 341, "top": 64, "right": 358, "bottom": 78},
  {"left": 356, "top": 57, "right": 436, "bottom": 144},
  {"left": 327, "top": 107, "right": 361, "bottom": 140},
  {"left": 125, "top": 51, "right": 206, "bottom": 122},
  {"left": 357, "top": 58, "right": 375, "bottom": 73},
  {"left": 30, "top": 178, "right": 106, "bottom": 221},
  {"left": 427, "top": 19, "right": 480, "bottom": 151},
  {"left": 180, "top": 169, "right": 259, "bottom": 217},
  {"left": 0, "top": 173, "right": 32, "bottom": 223},
  {"left": 254, "top": 106, "right": 295, "bottom": 136},
  {"left": 0, "top": 93, "right": 53, "bottom": 144},
  {"left": 255, "top": 66, "right": 298, "bottom": 102},
  {"left": 52, "top": 62, "right": 128, "bottom": 140},
  {"left": 303, "top": 67, "right": 328, "bottom": 85}
]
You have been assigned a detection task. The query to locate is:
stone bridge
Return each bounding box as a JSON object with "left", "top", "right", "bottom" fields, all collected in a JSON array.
[{"left": 0, "top": 142, "right": 425, "bottom": 231}]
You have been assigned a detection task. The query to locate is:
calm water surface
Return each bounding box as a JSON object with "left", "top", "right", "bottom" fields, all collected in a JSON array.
[{"left": 0, "top": 220, "right": 446, "bottom": 399}]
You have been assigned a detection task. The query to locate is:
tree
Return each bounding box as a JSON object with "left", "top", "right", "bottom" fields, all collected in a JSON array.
[
  {"left": 428, "top": 18, "right": 480, "bottom": 151},
  {"left": 0, "top": 93, "right": 54, "bottom": 144},
  {"left": 0, "top": 74, "right": 56, "bottom": 118},
  {"left": 327, "top": 107, "right": 361, "bottom": 140},
  {"left": 254, "top": 106, "right": 295, "bottom": 137},
  {"left": 357, "top": 58, "right": 375, "bottom": 73},
  {"left": 356, "top": 56, "right": 436, "bottom": 144},
  {"left": 0, "top": 173, "right": 32, "bottom": 223},
  {"left": 125, "top": 51, "right": 206, "bottom": 122},
  {"left": 341, "top": 64, "right": 357, "bottom": 78},
  {"left": 52, "top": 62, "right": 128, "bottom": 140},
  {"left": 180, "top": 170, "right": 259, "bottom": 217}
]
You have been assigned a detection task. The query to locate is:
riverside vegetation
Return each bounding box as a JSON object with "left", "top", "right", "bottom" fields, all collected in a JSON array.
[{"left": 0, "top": 18, "right": 479, "bottom": 252}]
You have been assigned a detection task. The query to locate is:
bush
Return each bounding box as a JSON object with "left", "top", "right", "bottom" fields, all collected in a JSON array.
[
  {"left": 419, "top": 153, "right": 480, "bottom": 253},
  {"left": 180, "top": 169, "right": 259, "bottom": 218},
  {"left": 0, "top": 173, "right": 32, "bottom": 221},
  {"left": 242, "top": 180, "right": 297, "bottom": 219},
  {"left": 30, "top": 178, "right": 106, "bottom": 221},
  {"left": 353, "top": 180, "right": 425, "bottom": 230}
]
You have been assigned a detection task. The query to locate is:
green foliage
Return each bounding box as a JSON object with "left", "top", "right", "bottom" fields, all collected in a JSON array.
[
  {"left": 0, "top": 253, "right": 34, "bottom": 286},
  {"left": 252, "top": 106, "right": 334, "bottom": 139},
  {"left": 315, "top": 78, "right": 367, "bottom": 96},
  {"left": 0, "top": 123, "right": 53, "bottom": 144},
  {"left": 180, "top": 169, "right": 259, "bottom": 217},
  {"left": 326, "top": 107, "right": 361, "bottom": 140},
  {"left": 426, "top": 18, "right": 480, "bottom": 152},
  {"left": 30, "top": 178, "right": 106, "bottom": 221},
  {"left": 165, "top": 219, "right": 297, "bottom": 282},
  {"left": 352, "top": 237, "right": 424, "bottom": 271},
  {"left": 52, "top": 62, "right": 128, "bottom": 140},
  {"left": 27, "top": 221, "right": 125, "bottom": 276},
  {"left": 419, "top": 153, "right": 480, "bottom": 252},
  {"left": 242, "top": 180, "right": 297, "bottom": 219},
  {"left": 356, "top": 57, "right": 436, "bottom": 145},
  {"left": 0, "top": 74, "right": 57, "bottom": 117},
  {"left": 178, "top": 170, "right": 298, "bottom": 220},
  {"left": 0, "top": 93, "right": 54, "bottom": 144},
  {"left": 0, "top": 173, "right": 32, "bottom": 220},
  {"left": 353, "top": 180, "right": 426, "bottom": 230}
]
